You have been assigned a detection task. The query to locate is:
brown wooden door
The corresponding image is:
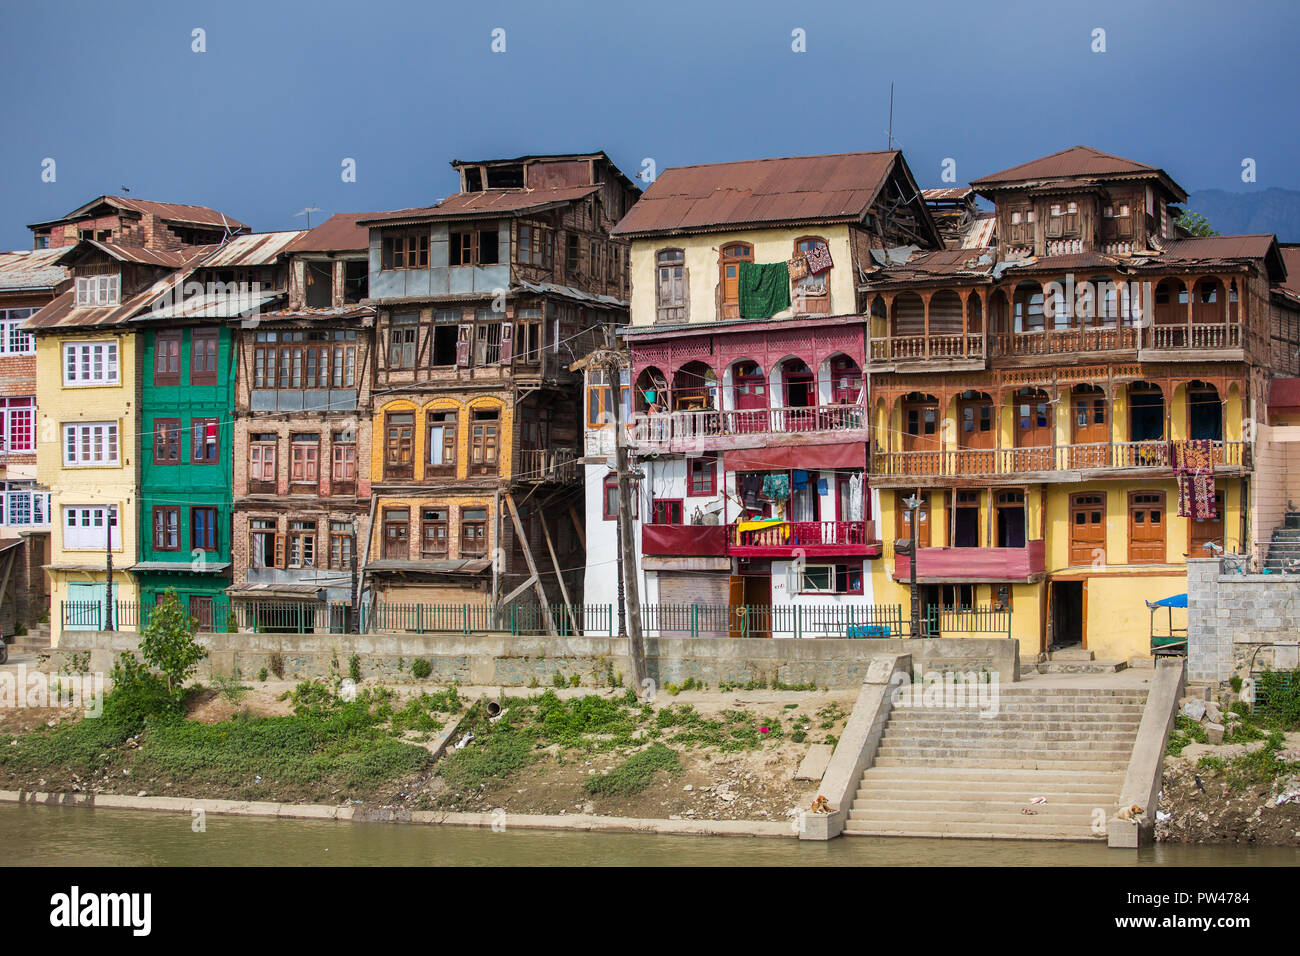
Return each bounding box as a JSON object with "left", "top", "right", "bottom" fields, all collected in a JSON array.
[
  {"left": 902, "top": 401, "right": 940, "bottom": 475},
  {"left": 1014, "top": 394, "right": 1052, "bottom": 470},
  {"left": 1070, "top": 391, "right": 1109, "bottom": 468},
  {"left": 1128, "top": 492, "right": 1166, "bottom": 564},
  {"left": 1069, "top": 493, "right": 1106, "bottom": 566},
  {"left": 957, "top": 398, "right": 994, "bottom": 473},
  {"left": 1188, "top": 492, "right": 1225, "bottom": 556}
]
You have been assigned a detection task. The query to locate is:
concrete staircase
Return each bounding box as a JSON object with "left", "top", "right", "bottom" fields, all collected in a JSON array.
[
  {"left": 3, "top": 622, "right": 52, "bottom": 658},
  {"left": 844, "top": 686, "right": 1146, "bottom": 840},
  {"left": 1263, "top": 512, "right": 1300, "bottom": 571}
]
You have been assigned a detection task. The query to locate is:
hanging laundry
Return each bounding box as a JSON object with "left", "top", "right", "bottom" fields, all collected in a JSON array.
[
  {"left": 1173, "top": 439, "right": 1218, "bottom": 520},
  {"left": 816, "top": 477, "right": 828, "bottom": 495},
  {"left": 792, "top": 469, "right": 809, "bottom": 489},
  {"left": 761, "top": 472, "right": 790, "bottom": 501},
  {"left": 848, "top": 473, "right": 864, "bottom": 521},
  {"left": 738, "top": 261, "right": 792, "bottom": 319},
  {"left": 804, "top": 242, "right": 833, "bottom": 275},
  {"left": 740, "top": 472, "right": 762, "bottom": 510},
  {"left": 787, "top": 253, "right": 809, "bottom": 280}
]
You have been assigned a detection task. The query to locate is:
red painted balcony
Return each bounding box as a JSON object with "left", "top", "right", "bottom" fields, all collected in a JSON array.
[
  {"left": 893, "top": 540, "right": 1046, "bottom": 583},
  {"left": 726, "top": 519, "right": 880, "bottom": 558},
  {"left": 629, "top": 402, "right": 867, "bottom": 453},
  {"left": 641, "top": 523, "right": 728, "bottom": 557}
]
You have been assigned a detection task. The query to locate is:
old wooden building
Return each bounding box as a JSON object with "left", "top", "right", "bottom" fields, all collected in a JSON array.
[{"left": 359, "top": 153, "right": 639, "bottom": 618}]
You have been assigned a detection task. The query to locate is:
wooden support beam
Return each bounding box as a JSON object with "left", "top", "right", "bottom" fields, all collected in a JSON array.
[
  {"left": 568, "top": 504, "right": 586, "bottom": 551},
  {"left": 500, "top": 574, "right": 538, "bottom": 605},
  {"left": 505, "top": 493, "right": 557, "bottom": 637},
  {"left": 540, "top": 517, "right": 579, "bottom": 634}
]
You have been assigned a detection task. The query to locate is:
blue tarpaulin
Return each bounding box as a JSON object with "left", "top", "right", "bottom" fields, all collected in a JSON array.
[{"left": 1147, "top": 593, "right": 1188, "bottom": 609}]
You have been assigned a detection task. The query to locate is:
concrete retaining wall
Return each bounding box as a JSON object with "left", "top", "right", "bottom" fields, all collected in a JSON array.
[
  {"left": 46, "top": 631, "right": 1020, "bottom": 688},
  {"left": 1187, "top": 557, "right": 1300, "bottom": 683}
]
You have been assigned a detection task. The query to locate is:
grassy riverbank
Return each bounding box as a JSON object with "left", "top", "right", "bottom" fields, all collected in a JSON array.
[{"left": 0, "top": 668, "right": 846, "bottom": 822}]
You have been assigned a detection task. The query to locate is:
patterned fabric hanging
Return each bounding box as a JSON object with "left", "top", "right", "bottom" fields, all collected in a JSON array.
[
  {"left": 787, "top": 253, "right": 809, "bottom": 280},
  {"left": 804, "top": 242, "right": 833, "bottom": 275},
  {"left": 1173, "top": 439, "right": 1217, "bottom": 520}
]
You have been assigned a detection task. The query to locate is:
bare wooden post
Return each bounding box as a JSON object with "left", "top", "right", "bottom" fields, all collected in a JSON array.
[
  {"left": 606, "top": 352, "right": 648, "bottom": 692},
  {"left": 505, "top": 494, "right": 557, "bottom": 637}
]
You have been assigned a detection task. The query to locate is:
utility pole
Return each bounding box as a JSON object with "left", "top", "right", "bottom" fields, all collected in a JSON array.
[
  {"left": 599, "top": 332, "right": 647, "bottom": 691},
  {"left": 104, "top": 504, "right": 115, "bottom": 632}
]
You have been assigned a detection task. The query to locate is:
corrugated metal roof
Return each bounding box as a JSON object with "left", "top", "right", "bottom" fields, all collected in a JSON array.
[
  {"left": 287, "top": 213, "right": 371, "bottom": 253},
  {"left": 970, "top": 146, "right": 1159, "bottom": 186},
  {"left": 136, "top": 289, "right": 282, "bottom": 321},
  {"left": 922, "top": 187, "right": 973, "bottom": 201},
  {"left": 961, "top": 214, "right": 997, "bottom": 249},
  {"left": 24, "top": 269, "right": 195, "bottom": 329},
  {"left": 1279, "top": 246, "right": 1300, "bottom": 298},
  {"left": 610, "top": 152, "right": 899, "bottom": 238},
  {"left": 359, "top": 185, "right": 601, "bottom": 226},
  {"left": 364, "top": 558, "right": 492, "bottom": 574},
  {"left": 257, "top": 305, "right": 375, "bottom": 322},
  {"left": 199, "top": 231, "right": 305, "bottom": 267},
  {"left": 28, "top": 195, "right": 248, "bottom": 231},
  {"left": 1269, "top": 377, "right": 1300, "bottom": 412},
  {"left": 0, "top": 249, "right": 69, "bottom": 291},
  {"left": 67, "top": 239, "right": 211, "bottom": 269},
  {"left": 514, "top": 280, "right": 627, "bottom": 308},
  {"left": 1163, "top": 234, "right": 1278, "bottom": 261}
]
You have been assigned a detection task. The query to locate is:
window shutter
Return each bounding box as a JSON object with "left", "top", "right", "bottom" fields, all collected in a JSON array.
[
  {"left": 455, "top": 325, "right": 471, "bottom": 367},
  {"left": 498, "top": 323, "right": 513, "bottom": 364},
  {"left": 274, "top": 533, "right": 286, "bottom": 569}
]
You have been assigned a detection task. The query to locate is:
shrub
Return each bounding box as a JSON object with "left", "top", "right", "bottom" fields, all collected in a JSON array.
[
  {"left": 139, "top": 591, "right": 207, "bottom": 701},
  {"left": 348, "top": 654, "right": 362, "bottom": 683},
  {"left": 268, "top": 652, "right": 285, "bottom": 680},
  {"left": 411, "top": 658, "right": 432, "bottom": 680}
]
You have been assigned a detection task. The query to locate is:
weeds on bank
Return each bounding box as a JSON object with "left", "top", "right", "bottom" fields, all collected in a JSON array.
[{"left": 584, "top": 743, "right": 681, "bottom": 797}]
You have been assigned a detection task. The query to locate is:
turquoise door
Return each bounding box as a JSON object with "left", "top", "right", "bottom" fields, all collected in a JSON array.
[{"left": 65, "top": 582, "right": 119, "bottom": 631}]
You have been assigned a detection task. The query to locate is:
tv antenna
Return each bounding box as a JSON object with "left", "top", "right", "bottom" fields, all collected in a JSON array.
[{"left": 295, "top": 205, "right": 322, "bottom": 228}]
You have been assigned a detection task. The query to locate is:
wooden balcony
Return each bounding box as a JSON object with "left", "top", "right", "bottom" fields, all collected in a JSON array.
[
  {"left": 726, "top": 519, "right": 880, "bottom": 558},
  {"left": 629, "top": 402, "right": 867, "bottom": 453},
  {"left": 871, "top": 440, "right": 1249, "bottom": 482},
  {"left": 894, "top": 540, "right": 1046, "bottom": 584},
  {"left": 871, "top": 322, "right": 1242, "bottom": 367},
  {"left": 515, "top": 448, "right": 579, "bottom": 483}
]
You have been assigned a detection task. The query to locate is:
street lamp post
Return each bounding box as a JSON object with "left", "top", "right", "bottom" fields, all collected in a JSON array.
[{"left": 904, "top": 494, "right": 921, "bottom": 638}]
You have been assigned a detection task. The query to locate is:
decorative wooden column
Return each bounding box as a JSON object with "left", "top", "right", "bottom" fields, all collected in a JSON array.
[
  {"left": 922, "top": 291, "right": 933, "bottom": 360},
  {"left": 961, "top": 291, "right": 969, "bottom": 356}
]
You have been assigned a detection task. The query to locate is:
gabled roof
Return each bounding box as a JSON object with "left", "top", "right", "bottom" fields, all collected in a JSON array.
[
  {"left": 970, "top": 146, "right": 1187, "bottom": 201},
  {"left": 611, "top": 151, "right": 905, "bottom": 238},
  {"left": 358, "top": 185, "right": 602, "bottom": 227},
  {"left": 287, "top": 213, "right": 371, "bottom": 253},
  {"left": 53, "top": 239, "right": 212, "bottom": 269},
  {"left": 1161, "top": 234, "right": 1286, "bottom": 281},
  {"left": 199, "top": 231, "right": 305, "bottom": 267},
  {"left": 24, "top": 272, "right": 191, "bottom": 329},
  {"left": 27, "top": 195, "right": 248, "bottom": 232},
  {"left": 0, "top": 249, "right": 69, "bottom": 292},
  {"left": 1278, "top": 245, "right": 1300, "bottom": 300}
]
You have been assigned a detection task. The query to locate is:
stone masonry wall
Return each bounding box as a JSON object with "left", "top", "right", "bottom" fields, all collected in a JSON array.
[{"left": 1187, "top": 557, "right": 1300, "bottom": 683}]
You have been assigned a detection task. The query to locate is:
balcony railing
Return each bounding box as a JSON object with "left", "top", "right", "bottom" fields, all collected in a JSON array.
[
  {"left": 516, "top": 448, "right": 578, "bottom": 483},
  {"left": 872, "top": 440, "right": 1248, "bottom": 478},
  {"left": 630, "top": 402, "right": 866, "bottom": 451},
  {"left": 869, "top": 333, "right": 984, "bottom": 362},
  {"left": 870, "top": 322, "right": 1241, "bottom": 363},
  {"left": 728, "top": 519, "right": 877, "bottom": 557}
]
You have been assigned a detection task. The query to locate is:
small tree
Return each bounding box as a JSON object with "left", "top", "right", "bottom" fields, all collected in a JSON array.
[
  {"left": 1175, "top": 210, "right": 1218, "bottom": 237},
  {"left": 139, "top": 590, "right": 208, "bottom": 700}
]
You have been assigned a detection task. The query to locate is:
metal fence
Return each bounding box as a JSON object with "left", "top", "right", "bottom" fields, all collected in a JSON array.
[
  {"left": 63, "top": 599, "right": 927, "bottom": 639},
  {"left": 921, "top": 605, "right": 1013, "bottom": 638}
]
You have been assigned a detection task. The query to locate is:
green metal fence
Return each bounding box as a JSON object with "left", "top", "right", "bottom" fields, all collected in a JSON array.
[
  {"left": 921, "top": 605, "right": 1013, "bottom": 638},
  {"left": 65, "top": 599, "right": 913, "bottom": 639}
]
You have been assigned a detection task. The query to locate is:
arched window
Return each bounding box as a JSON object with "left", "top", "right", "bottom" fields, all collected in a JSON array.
[
  {"left": 720, "top": 243, "right": 753, "bottom": 319},
  {"left": 656, "top": 249, "right": 687, "bottom": 324}
]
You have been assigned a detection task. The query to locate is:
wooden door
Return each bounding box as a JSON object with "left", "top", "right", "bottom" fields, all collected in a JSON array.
[
  {"left": 1128, "top": 491, "right": 1166, "bottom": 564},
  {"left": 1070, "top": 390, "right": 1108, "bottom": 468},
  {"left": 902, "top": 401, "right": 940, "bottom": 475},
  {"left": 957, "top": 398, "right": 994, "bottom": 473},
  {"left": 1014, "top": 394, "right": 1052, "bottom": 470},
  {"left": 1069, "top": 493, "right": 1106, "bottom": 566},
  {"left": 896, "top": 491, "right": 930, "bottom": 548}
]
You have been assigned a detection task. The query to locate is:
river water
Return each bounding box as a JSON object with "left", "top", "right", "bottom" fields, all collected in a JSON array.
[{"left": 3, "top": 803, "right": 1297, "bottom": 866}]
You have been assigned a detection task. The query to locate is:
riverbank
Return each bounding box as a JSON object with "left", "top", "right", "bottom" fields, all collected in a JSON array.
[{"left": 0, "top": 675, "right": 849, "bottom": 832}]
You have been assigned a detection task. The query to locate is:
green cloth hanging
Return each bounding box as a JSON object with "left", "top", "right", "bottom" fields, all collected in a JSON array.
[{"left": 738, "top": 261, "right": 791, "bottom": 319}]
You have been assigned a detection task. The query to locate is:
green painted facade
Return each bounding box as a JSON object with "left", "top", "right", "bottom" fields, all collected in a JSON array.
[{"left": 136, "top": 324, "right": 235, "bottom": 626}]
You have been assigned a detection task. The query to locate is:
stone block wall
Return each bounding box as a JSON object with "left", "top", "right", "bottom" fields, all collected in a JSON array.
[{"left": 1187, "top": 557, "right": 1300, "bottom": 683}]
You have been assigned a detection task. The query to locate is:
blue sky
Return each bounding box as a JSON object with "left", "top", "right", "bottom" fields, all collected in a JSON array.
[{"left": 0, "top": 0, "right": 1296, "bottom": 248}]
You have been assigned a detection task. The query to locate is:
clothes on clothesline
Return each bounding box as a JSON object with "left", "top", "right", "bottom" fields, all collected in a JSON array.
[
  {"left": 803, "top": 242, "right": 833, "bottom": 275},
  {"left": 738, "top": 261, "right": 792, "bottom": 318}
]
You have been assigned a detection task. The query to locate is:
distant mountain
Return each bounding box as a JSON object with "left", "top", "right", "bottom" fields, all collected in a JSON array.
[{"left": 1183, "top": 188, "right": 1300, "bottom": 242}]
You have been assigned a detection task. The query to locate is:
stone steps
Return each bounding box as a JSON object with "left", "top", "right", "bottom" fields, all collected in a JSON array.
[
  {"left": 1030, "top": 660, "right": 1127, "bottom": 674},
  {"left": 845, "top": 686, "right": 1144, "bottom": 840}
]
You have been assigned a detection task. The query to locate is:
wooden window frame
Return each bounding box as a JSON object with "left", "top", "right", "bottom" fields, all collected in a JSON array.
[
  {"left": 516, "top": 223, "right": 554, "bottom": 269},
  {"left": 154, "top": 331, "right": 182, "bottom": 386},
  {"left": 290, "top": 434, "right": 320, "bottom": 486},
  {"left": 190, "top": 329, "right": 219, "bottom": 386},
  {"left": 381, "top": 230, "right": 429, "bottom": 270},
  {"left": 249, "top": 438, "right": 277, "bottom": 492},
  {"left": 382, "top": 509, "right": 410, "bottom": 561},
  {"left": 288, "top": 520, "right": 316, "bottom": 569},
  {"left": 191, "top": 418, "right": 219, "bottom": 465},
  {"left": 331, "top": 439, "right": 356, "bottom": 494},
  {"left": 793, "top": 236, "right": 831, "bottom": 312},
  {"left": 651, "top": 498, "right": 683, "bottom": 525},
  {"left": 1187, "top": 491, "right": 1225, "bottom": 557},
  {"left": 153, "top": 506, "right": 180, "bottom": 552},
  {"left": 459, "top": 507, "right": 489, "bottom": 557},
  {"left": 656, "top": 248, "right": 687, "bottom": 323},
  {"left": 191, "top": 506, "right": 219, "bottom": 553},
  {"left": 420, "top": 508, "right": 449, "bottom": 558},
  {"left": 153, "top": 418, "right": 182, "bottom": 465},
  {"left": 798, "top": 562, "right": 864, "bottom": 596},
  {"left": 1069, "top": 492, "right": 1106, "bottom": 567},
  {"left": 384, "top": 412, "right": 415, "bottom": 480},
  {"left": 329, "top": 523, "right": 355, "bottom": 571},
  {"left": 426, "top": 411, "right": 458, "bottom": 476},
  {"left": 720, "top": 243, "right": 754, "bottom": 319},
  {"left": 469, "top": 408, "right": 500, "bottom": 476},
  {"left": 688, "top": 453, "right": 717, "bottom": 497},
  {"left": 603, "top": 474, "right": 619, "bottom": 520}
]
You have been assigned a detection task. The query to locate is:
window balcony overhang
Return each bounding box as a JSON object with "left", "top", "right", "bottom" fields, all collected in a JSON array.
[
  {"left": 629, "top": 402, "right": 867, "bottom": 454},
  {"left": 893, "top": 540, "right": 1046, "bottom": 584},
  {"left": 726, "top": 519, "right": 880, "bottom": 559}
]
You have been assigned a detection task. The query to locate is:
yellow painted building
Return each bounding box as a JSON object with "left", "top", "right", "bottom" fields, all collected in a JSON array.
[{"left": 36, "top": 327, "right": 141, "bottom": 644}]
